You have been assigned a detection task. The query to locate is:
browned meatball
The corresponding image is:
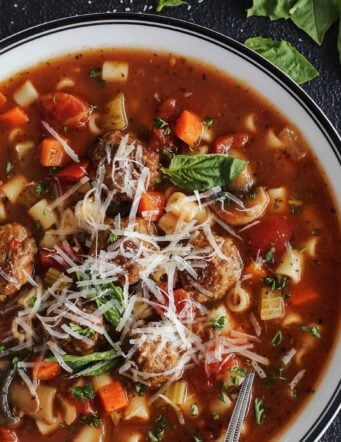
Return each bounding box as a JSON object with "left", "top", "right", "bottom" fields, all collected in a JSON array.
[
  {"left": 91, "top": 217, "right": 157, "bottom": 285},
  {"left": 136, "top": 336, "right": 181, "bottom": 387},
  {"left": 0, "top": 223, "right": 36, "bottom": 300},
  {"left": 180, "top": 231, "right": 242, "bottom": 303},
  {"left": 91, "top": 131, "right": 160, "bottom": 203}
]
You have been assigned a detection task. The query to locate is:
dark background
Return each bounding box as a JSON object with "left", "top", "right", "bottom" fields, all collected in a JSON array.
[{"left": 0, "top": 0, "right": 339, "bottom": 440}]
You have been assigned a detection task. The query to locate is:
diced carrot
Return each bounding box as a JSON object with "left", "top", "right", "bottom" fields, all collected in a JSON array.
[
  {"left": 0, "top": 106, "right": 29, "bottom": 126},
  {"left": 138, "top": 191, "right": 165, "bottom": 221},
  {"left": 40, "top": 137, "right": 66, "bottom": 167},
  {"left": 174, "top": 110, "right": 202, "bottom": 146},
  {"left": 244, "top": 261, "right": 267, "bottom": 282},
  {"left": 33, "top": 359, "right": 62, "bottom": 381},
  {"left": 97, "top": 380, "right": 128, "bottom": 412},
  {"left": 0, "top": 428, "right": 18, "bottom": 442},
  {"left": 0, "top": 92, "right": 6, "bottom": 109},
  {"left": 290, "top": 287, "right": 319, "bottom": 306}
]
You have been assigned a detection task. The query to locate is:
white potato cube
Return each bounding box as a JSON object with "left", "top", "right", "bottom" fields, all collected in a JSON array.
[
  {"left": 268, "top": 187, "right": 288, "bottom": 212},
  {"left": 28, "top": 199, "right": 58, "bottom": 230},
  {"left": 124, "top": 395, "right": 150, "bottom": 421},
  {"left": 1, "top": 174, "right": 28, "bottom": 203},
  {"left": 102, "top": 61, "right": 129, "bottom": 82},
  {"left": 15, "top": 140, "right": 35, "bottom": 160},
  {"left": 14, "top": 80, "right": 39, "bottom": 107},
  {"left": 276, "top": 246, "right": 303, "bottom": 284},
  {"left": 73, "top": 425, "right": 103, "bottom": 442},
  {"left": 92, "top": 374, "right": 112, "bottom": 391},
  {"left": 35, "top": 413, "right": 63, "bottom": 436}
]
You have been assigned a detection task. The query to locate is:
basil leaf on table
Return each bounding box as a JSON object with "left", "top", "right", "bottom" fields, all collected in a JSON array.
[
  {"left": 161, "top": 154, "right": 247, "bottom": 191},
  {"left": 247, "top": 0, "right": 339, "bottom": 45},
  {"left": 245, "top": 37, "right": 319, "bottom": 84},
  {"left": 156, "top": 0, "right": 186, "bottom": 12}
]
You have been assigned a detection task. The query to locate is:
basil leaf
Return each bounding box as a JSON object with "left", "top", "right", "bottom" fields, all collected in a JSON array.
[
  {"left": 74, "top": 359, "right": 118, "bottom": 377},
  {"left": 289, "top": 0, "right": 339, "bottom": 45},
  {"left": 245, "top": 37, "right": 319, "bottom": 84},
  {"left": 46, "top": 349, "right": 118, "bottom": 370},
  {"left": 247, "top": 0, "right": 295, "bottom": 20},
  {"left": 161, "top": 154, "right": 247, "bottom": 192},
  {"left": 156, "top": 0, "right": 186, "bottom": 12}
]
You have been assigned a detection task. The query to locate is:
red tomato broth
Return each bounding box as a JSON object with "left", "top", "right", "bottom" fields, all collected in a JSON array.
[{"left": 0, "top": 49, "right": 339, "bottom": 442}]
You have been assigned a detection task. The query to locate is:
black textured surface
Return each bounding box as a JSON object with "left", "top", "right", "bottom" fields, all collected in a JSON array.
[{"left": 0, "top": 1, "right": 339, "bottom": 440}]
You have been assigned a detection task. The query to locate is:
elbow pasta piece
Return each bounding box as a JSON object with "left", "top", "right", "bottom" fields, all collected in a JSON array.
[
  {"left": 124, "top": 394, "right": 150, "bottom": 421},
  {"left": 208, "top": 304, "right": 235, "bottom": 335},
  {"left": 264, "top": 128, "right": 284, "bottom": 149},
  {"left": 226, "top": 285, "right": 251, "bottom": 313},
  {"left": 276, "top": 247, "right": 303, "bottom": 284},
  {"left": 56, "top": 77, "right": 76, "bottom": 90},
  {"left": 282, "top": 311, "right": 303, "bottom": 327},
  {"left": 244, "top": 113, "right": 257, "bottom": 132},
  {"left": 35, "top": 413, "right": 63, "bottom": 436},
  {"left": 268, "top": 187, "right": 288, "bottom": 212}
]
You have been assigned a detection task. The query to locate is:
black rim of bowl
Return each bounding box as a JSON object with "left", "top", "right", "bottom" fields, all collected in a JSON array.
[{"left": 0, "top": 12, "right": 340, "bottom": 442}]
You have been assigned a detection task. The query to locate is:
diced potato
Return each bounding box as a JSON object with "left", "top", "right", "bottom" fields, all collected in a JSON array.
[
  {"left": 157, "top": 212, "right": 179, "bottom": 235},
  {"left": 0, "top": 198, "right": 7, "bottom": 222},
  {"left": 259, "top": 288, "right": 285, "bottom": 320},
  {"left": 14, "top": 80, "right": 39, "bottom": 107},
  {"left": 73, "top": 425, "right": 103, "bottom": 442},
  {"left": 1, "top": 174, "right": 28, "bottom": 203},
  {"left": 124, "top": 394, "right": 150, "bottom": 421},
  {"left": 179, "top": 391, "right": 203, "bottom": 419},
  {"left": 302, "top": 237, "right": 318, "bottom": 258},
  {"left": 56, "top": 78, "right": 76, "bottom": 90},
  {"left": 15, "top": 140, "right": 35, "bottom": 160},
  {"left": 244, "top": 113, "right": 257, "bottom": 132},
  {"left": 102, "top": 61, "right": 129, "bottom": 82},
  {"left": 201, "top": 125, "right": 214, "bottom": 142},
  {"left": 264, "top": 128, "right": 284, "bottom": 149},
  {"left": 268, "top": 187, "right": 288, "bottom": 212},
  {"left": 40, "top": 230, "right": 59, "bottom": 248},
  {"left": 60, "top": 207, "right": 78, "bottom": 233},
  {"left": 35, "top": 413, "right": 63, "bottom": 436},
  {"left": 92, "top": 374, "right": 112, "bottom": 391},
  {"left": 58, "top": 395, "right": 77, "bottom": 425},
  {"left": 133, "top": 300, "right": 153, "bottom": 319},
  {"left": 103, "top": 92, "right": 127, "bottom": 131},
  {"left": 111, "top": 409, "right": 123, "bottom": 426},
  {"left": 209, "top": 392, "right": 233, "bottom": 415},
  {"left": 208, "top": 304, "right": 235, "bottom": 335},
  {"left": 16, "top": 182, "right": 41, "bottom": 208},
  {"left": 276, "top": 247, "right": 303, "bottom": 284},
  {"left": 28, "top": 198, "right": 58, "bottom": 230}
]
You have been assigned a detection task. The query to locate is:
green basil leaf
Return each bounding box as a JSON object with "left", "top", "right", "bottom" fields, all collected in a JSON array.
[
  {"left": 73, "top": 359, "right": 118, "bottom": 377},
  {"left": 245, "top": 37, "right": 319, "bottom": 84},
  {"left": 161, "top": 154, "right": 247, "bottom": 192},
  {"left": 289, "top": 0, "right": 339, "bottom": 45},
  {"left": 247, "top": 0, "right": 295, "bottom": 20},
  {"left": 156, "top": 0, "right": 186, "bottom": 12},
  {"left": 46, "top": 349, "right": 118, "bottom": 370}
]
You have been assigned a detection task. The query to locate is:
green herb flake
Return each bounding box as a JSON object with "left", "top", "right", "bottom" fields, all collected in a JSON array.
[
  {"left": 161, "top": 154, "right": 247, "bottom": 192},
  {"left": 311, "top": 228, "right": 320, "bottom": 236},
  {"left": 230, "top": 376, "right": 239, "bottom": 386},
  {"left": 71, "top": 383, "right": 95, "bottom": 402},
  {"left": 156, "top": 0, "right": 186, "bottom": 13},
  {"left": 108, "top": 231, "right": 119, "bottom": 243},
  {"left": 245, "top": 37, "right": 318, "bottom": 85},
  {"left": 290, "top": 204, "right": 301, "bottom": 215},
  {"left": 35, "top": 181, "right": 48, "bottom": 195},
  {"left": 262, "top": 273, "right": 288, "bottom": 291},
  {"left": 48, "top": 166, "right": 60, "bottom": 175},
  {"left": 0, "top": 344, "right": 6, "bottom": 354},
  {"left": 193, "top": 436, "right": 204, "bottom": 442},
  {"left": 147, "top": 415, "right": 168, "bottom": 441},
  {"left": 230, "top": 366, "right": 247, "bottom": 376},
  {"left": 203, "top": 116, "right": 214, "bottom": 128},
  {"left": 300, "top": 324, "right": 321, "bottom": 338},
  {"left": 255, "top": 397, "right": 265, "bottom": 425},
  {"left": 211, "top": 316, "right": 227, "bottom": 330},
  {"left": 218, "top": 392, "right": 228, "bottom": 403},
  {"left": 153, "top": 116, "right": 171, "bottom": 135},
  {"left": 191, "top": 403, "right": 199, "bottom": 416},
  {"left": 28, "top": 296, "right": 37, "bottom": 309},
  {"left": 211, "top": 412, "right": 220, "bottom": 420},
  {"left": 265, "top": 246, "right": 275, "bottom": 265},
  {"left": 79, "top": 413, "right": 102, "bottom": 427},
  {"left": 5, "top": 161, "right": 13, "bottom": 174},
  {"left": 135, "top": 382, "right": 146, "bottom": 396},
  {"left": 63, "top": 125, "right": 69, "bottom": 133},
  {"left": 292, "top": 390, "right": 300, "bottom": 399},
  {"left": 89, "top": 67, "right": 106, "bottom": 87},
  {"left": 69, "top": 322, "right": 95, "bottom": 338},
  {"left": 271, "top": 330, "right": 284, "bottom": 347},
  {"left": 12, "top": 356, "right": 20, "bottom": 368}
]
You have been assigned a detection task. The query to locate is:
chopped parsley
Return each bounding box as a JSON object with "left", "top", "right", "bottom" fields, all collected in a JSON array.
[
  {"left": 300, "top": 324, "right": 321, "bottom": 338},
  {"left": 211, "top": 315, "right": 227, "bottom": 330},
  {"left": 89, "top": 67, "right": 105, "bottom": 87},
  {"left": 71, "top": 383, "right": 95, "bottom": 402},
  {"left": 290, "top": 204, "right": 302, "bottom": 215},
  {"left": 203, "top": 116, "right": 214, "bottom": 128},
  {"left": 48, "top": 166, "right": 60, "bottom": 175},
  {"left": 135, "top": 381, "right": 146, "bottom": 396},
  {"left": 264, "top": 246, "right": 275, "bottom": 265},
  {"left": 262, "top": 273, "right": 288, "bottom": 291},
  {"left": 63, "top": 125, "right": 69, "bottom": 133},
  {"left": 0, "top": 344, "right": 5, "bottom": 354},
  {"left": 191, "top": 403, "right": 199, "bottom": 416},
  {"left": 162, "top": 148, "right": 175, "bottom": 159},
  {"left": 153, "top": 116, "right": 171, "bottom": 135},
  {"left": 69, "top": 322, "right": 95, "bottom": 338},
  {"left": 311, "top": 228, "right": 320, "bottom": 236},
  {"left": 271, "top": 330, "right": 284, "bottom": 347},
  {"left": 5, "top": 161, "right": 13, "bottom": 174},
  {"left": 193, "top": 437, "right": 204, "bottom": 442},
  {"left": 292, "top": 390, "right": 300, "bottom": 399},
  {"left": 147, "top": 415, "right": 168, "bottom": 441},
  {"left": 108, "top": 231, "right": 118, "bottom": 243},
  {"left": 35, "top": 181, "right": 48, "bottom": 195},
  {"left": 218, "top": 392, "right": 228, "bottom": 403},
  {"left": 12, "top": 356, "right": 20, "bottom": 368},
  {"left": 254, "top": 398, "right": 265, "bottom": 425},
  {"left": 230, "top": 366, "right": 246, "bottom": 376},
  {"left": 156, "top": 0, "right": 186, "bottom": 13},
  {"left": 211, "top": 412, "right": 220, "bottom": 420},
  {"left": 28, "top": 296, "right": 37, "bottom": 308},
  {"left": 230, "top": 376, "right": 239, "bottom": 386},
  {"left": 79, "top": 413, "right": 102, "bottom": 427}
]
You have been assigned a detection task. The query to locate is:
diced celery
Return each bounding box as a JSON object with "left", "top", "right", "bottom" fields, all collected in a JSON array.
[
  {"left": 165, "top": 381, "right": 188, "bottom": 405},
  {"left": 44, "top": 268, "right": 62, "bottom": 287},
  {"left": 259, "top": 288, "right": 284, "bottom": 320}
]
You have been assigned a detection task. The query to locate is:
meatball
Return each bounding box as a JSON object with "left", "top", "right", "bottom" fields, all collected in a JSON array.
[
  {"left": 0, "top": 223, "right": 36, "bottom": 300},
  {"left": 91, "top": 217, "right": 157, "bottom": 285},
  {"left": 180, "top": 231, "right": 242, "bottom": 302},
  {"left": 91, "top": 131, "right": 160, "bottom": 203},
  {"left": 136, "top": 335, "right": 181, "bottom": 387}
]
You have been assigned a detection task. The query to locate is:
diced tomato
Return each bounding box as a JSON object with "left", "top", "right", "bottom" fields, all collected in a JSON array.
[
  {"left": 154, "top": 284, "right": 194, "bottom": 319},
  {"left": 205, "top": 355, "right": 238, "bottom": 380},
  {"left": 40, "top": 92, "right": 91, "bottom": 128},
  {"left": 243, "top": 261, "right": 267, "bottom": 282},
  {"left": 212, "top": 133, "right": 249, "bottom": 154},
  {"left": 0, "top": 428, "right": 18, "bottom": 442},
  {"left": 67, "top": 394, "right": 96, "bottom": 415},
  {"left": 138, "top": 191, "right": 165, "bottom": 221},
  {"left": 56, "top": 160, "right": 89, "bottom": 182},
  {"left": 38, "top": 246, "right": 81, "bottom": 272},
  {"left": 149, "top": 98, "right": 180, "bottom": 154},
  {"left": 242, "top": 213, "right": 293, "bottom": 258}
]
